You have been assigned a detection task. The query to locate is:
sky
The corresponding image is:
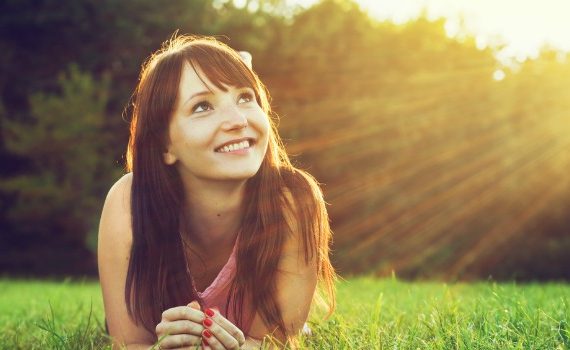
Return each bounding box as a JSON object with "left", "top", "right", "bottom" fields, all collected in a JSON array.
[{"left": 286, "top": 0, "right": 570, "bottom": 62}]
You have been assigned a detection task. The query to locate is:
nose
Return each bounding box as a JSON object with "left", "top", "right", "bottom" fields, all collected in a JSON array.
[{"left": 220, "top": 104, "right": 248, "bottom": 131}]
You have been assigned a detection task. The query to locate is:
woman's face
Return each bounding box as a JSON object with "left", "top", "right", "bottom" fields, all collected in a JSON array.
[{"left": 163, "top": 62, "right": 270, "bottom": 185}]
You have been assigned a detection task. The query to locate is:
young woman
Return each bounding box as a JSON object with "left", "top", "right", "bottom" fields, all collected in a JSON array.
[{"left": 98, "top": 35, "right": 336, "bottom": 349}]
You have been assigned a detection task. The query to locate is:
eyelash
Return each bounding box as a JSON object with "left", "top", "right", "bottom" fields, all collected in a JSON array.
[
  {"left": 238, "top": 92, "right": 254, "bottom": 104},
  {"left": 191, "top": 91, "right": 255, "bottom": 114},
  {"left": 191, "top": 101, "right": 213, "bottom": 114}
]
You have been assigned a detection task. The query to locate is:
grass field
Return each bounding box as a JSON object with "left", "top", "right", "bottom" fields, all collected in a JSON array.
[{"left": 0, "top": 276, "right": 568, "bottom": 349}]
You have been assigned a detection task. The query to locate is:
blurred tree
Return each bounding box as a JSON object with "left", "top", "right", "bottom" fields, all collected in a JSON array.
[
  {"left": 0, "top": 0, "right": 216, "bottom": 106},
  {"left": 0, "top": 65, "right": 118, "bottom": 275},
  {"left": 204, "top": 0, "right": 287, "bottom": 54},
  {"left": 0, "top": 0, "right": 288, "bottom": 276},
  {"left": 214, "top": 0, "right": 288, "bottom": 14}
]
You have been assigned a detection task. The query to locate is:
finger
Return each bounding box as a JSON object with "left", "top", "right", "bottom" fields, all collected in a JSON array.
[
  {"left": 202, "top": 318, "right": 241, "bottom": 350},
  {"left": 162, "top": 305, "right": 205, "bottom": 323},
  {"left": 157, "top": 333, "right": 202, "bottom": 349},
  {"left": 202, "top": 337, "right": 212, "bottom": 350},
  {"left": 202, "top": 328, "right": 230, "bottom": 350},
  {"left": 204, "top": 308, "right": 245, "bottom": 346},
  {"left": 155, "top": 319, "right": 204, "bottom": 336},
  {"left": 171, "top": 345, "right": 206, "bottom": 350},
  {"left": 188, "top": 300, "right": 202, "bottom": 310}
]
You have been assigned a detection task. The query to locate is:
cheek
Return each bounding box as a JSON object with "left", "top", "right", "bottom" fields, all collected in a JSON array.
[
  {"left": 252, "top": 110, "right": 270, "bottom": 134},
  {"left": 169, "top": 122, "right": 211, "bottom": 154},
  {"left": 258, "top": 120, "right": 271, "bottom": 153}
]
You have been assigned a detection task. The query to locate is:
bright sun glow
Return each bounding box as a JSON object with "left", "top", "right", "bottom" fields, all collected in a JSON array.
[
  {"left": 289, "top": 0, "right": 570, "bottom": 61},
  {"left": 493, "top": 69, "right": 506, "bottom": 81}
]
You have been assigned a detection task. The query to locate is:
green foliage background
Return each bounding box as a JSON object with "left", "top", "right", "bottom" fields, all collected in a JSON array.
[{"left": 0, "top": 0, "right": 569, "bottom": 280}]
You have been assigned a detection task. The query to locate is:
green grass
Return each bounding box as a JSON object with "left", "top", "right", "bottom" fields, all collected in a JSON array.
[{"left": 0, "top": 277, "right": 568, "bottom": 349}]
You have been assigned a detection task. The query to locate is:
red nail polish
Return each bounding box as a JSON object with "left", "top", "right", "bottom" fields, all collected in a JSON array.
[
  {"left": 203, "top": 329, "right": 212, "bottom": 338},
  {"left": 203, "top": 318, "right": 213, "bottom": 327},
  {"left": 203, "top": 338, "right": 209, "bottom": 346},
  {"left": 205, "top": 308, "right": 215, "bottom": 317}
]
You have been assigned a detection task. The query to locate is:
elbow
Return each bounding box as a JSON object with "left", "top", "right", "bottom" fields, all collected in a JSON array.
[
  {"left": 286, "top": 317, "right": 309, "bottom": 338},
  {"left": 278, "top": 310, "right": 311, "bottom": 340},
  {"left": 288, "top": 300, "right": 312, "bottom": 336},
  {"left": 110, "top": 336, "right": 155, "bottom": 350}
]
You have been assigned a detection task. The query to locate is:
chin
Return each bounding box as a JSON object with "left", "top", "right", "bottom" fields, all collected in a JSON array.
[
  {"left": 218, "top": 168, "right": 260, "bottom": 181},
  {"left": 232, "top": 170, "right": 260, "bottom": 181}
]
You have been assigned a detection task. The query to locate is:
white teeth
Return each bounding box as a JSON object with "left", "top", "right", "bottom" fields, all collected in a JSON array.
[{"left": 216, "top": 140, "right": 251, "bottom": 153}]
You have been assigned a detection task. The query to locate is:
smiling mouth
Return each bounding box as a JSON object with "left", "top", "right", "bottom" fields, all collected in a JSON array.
[{"left": 214, "top": 139, "right": 255, "bottom": 153}]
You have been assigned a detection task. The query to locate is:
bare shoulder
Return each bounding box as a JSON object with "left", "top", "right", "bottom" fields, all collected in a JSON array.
[
  {"left": 99, "top": 173, "right": 133, "bottom": 246},
  {"left": 105, "top": 173, "right": 133, "bottom": 217},
  {"left": 109, "top": 172, "right": 133, "bottom": 200},
  {"left": 98, "top": 172, "right": 154, "bottom": 346}
]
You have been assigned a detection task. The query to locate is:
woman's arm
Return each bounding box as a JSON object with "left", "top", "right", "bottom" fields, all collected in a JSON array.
[
  {"left": 98, "top": 173, "right": 157, "bottom": 348},
  {"left": 246, "top": 190, "right": 319, "bottom": 346},
  {"left": 99, "top": 174, "right": 207, "bottom": 349},
  {"left": 241, "top": 337, "right": 264, "bottom": 349}
]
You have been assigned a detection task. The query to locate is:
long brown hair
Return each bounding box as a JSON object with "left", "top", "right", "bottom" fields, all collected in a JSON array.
[{"left": 125, "top": 34, "right": 336, "bottom": 339}]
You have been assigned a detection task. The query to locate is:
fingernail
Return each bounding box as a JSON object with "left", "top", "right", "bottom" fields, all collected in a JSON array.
[
  {"left": 203, "top": 318, "right": 213, "bottom": 327},
  {"left": 205, "top": 308, "right": 215, "bottom": 317},
  {"left": 203, "top": 338, "right": 209, "bottom": 346},
  {"left": 203, "top": 329, "right": 212, "bottom": 338}
]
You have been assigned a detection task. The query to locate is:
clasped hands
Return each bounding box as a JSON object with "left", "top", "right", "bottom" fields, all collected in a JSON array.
[{"left": 155, "top": 301, "right": 246, "bottom": 350}]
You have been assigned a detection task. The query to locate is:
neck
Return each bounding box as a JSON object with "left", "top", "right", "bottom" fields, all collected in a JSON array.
[{"left": 182, "top": 178, "right": 247, "bottom": 251}]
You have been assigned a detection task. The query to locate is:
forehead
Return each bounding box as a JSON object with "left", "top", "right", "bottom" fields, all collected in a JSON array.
[
  {"left": 178, "top": 63, "right": 212, "bottom": 96},
  {"left": 177, "top": 61, "right": 250, "bottom": 99}
]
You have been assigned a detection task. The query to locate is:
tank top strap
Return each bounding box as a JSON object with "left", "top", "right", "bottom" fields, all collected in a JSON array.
[{"left": 196, "top": 237, "right": 238, "bottom": 298}]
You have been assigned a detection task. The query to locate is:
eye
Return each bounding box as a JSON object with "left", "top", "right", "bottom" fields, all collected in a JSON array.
[
  {"left": 191, "top": 101, "right": 213, "bottom": 114},
  {"left": 237, "top": 91, "right": 254, "bottom": 104}
]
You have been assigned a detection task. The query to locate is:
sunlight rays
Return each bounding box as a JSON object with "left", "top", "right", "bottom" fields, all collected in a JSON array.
[{"left": 276, "top": 57, "right": 570, "bottom": 277}]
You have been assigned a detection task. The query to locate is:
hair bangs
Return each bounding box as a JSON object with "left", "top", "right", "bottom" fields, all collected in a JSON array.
[{"left": 185, "top": 44, "right": 257, "bottom": 95}]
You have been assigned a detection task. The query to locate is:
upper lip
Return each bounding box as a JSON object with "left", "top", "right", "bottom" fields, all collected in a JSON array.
[{"left": 214, "top": 137, "right": 255, "bottom": 151}]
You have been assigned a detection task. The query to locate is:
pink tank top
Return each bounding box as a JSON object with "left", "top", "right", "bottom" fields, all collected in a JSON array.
[{"left": 196, "top": 241, "right": 254, "bottom": 334}]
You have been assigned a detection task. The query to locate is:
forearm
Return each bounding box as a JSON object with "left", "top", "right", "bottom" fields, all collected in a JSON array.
[
  {"left": 242, "top": 336, "right": 266, "bottom": 349},
  {"left": 112, "top": 342, "right": 154, "bottom": 350},
  {"left": 243, "top": 335, "right": 291, "bottom": 350},
  {"left": 127, "top": 345, "right": 154, "bottom": 350}
]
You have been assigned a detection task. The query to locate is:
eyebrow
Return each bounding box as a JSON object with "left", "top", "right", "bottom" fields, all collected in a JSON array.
[
  {"left": 181, "top": 86, "right": 253, "bottom": 108},
  {"left": 182, "top": 90, "right": 212, "bottom": 108}
]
